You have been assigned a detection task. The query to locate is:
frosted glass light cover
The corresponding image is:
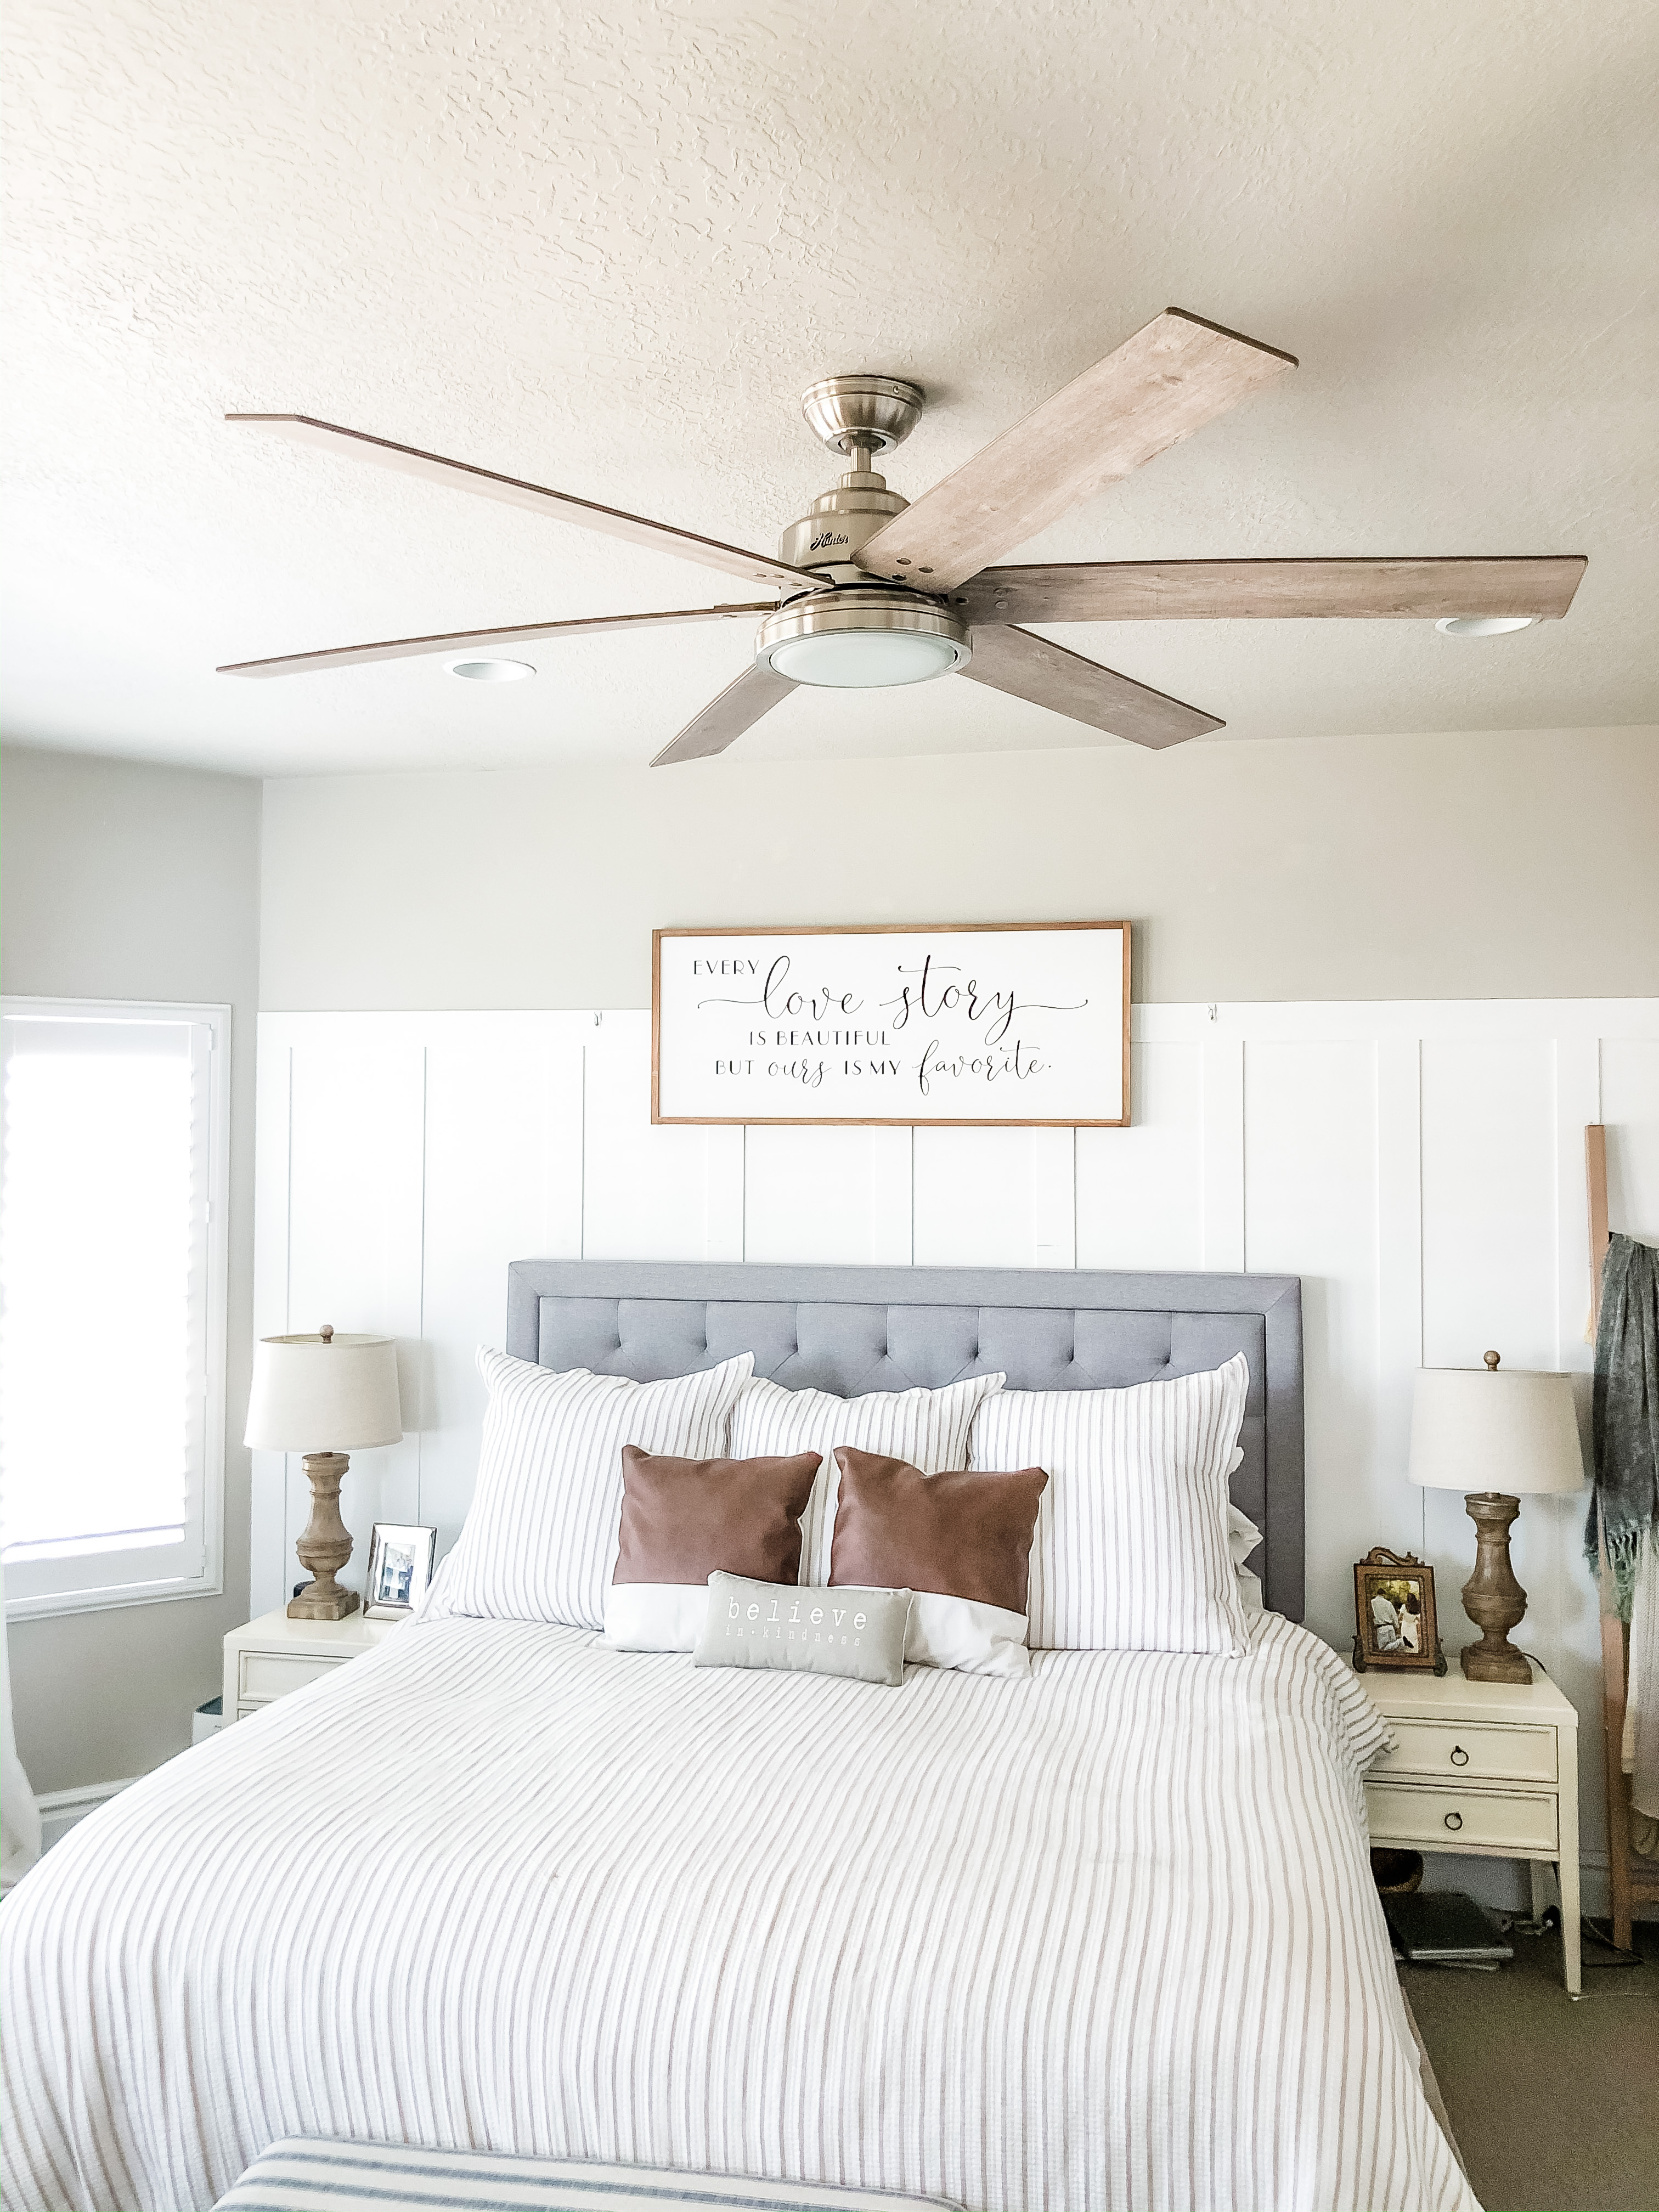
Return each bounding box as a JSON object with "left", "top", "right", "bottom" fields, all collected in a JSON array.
[
  {"left": 768, "top": 629, "right": 960, "bottom": 689},
  {"left": 244, "top": 1333, "right": 403, "bottom": 1452},
  {"left": 1434, "top": 616, "right": 1533, "bottom": 637},
  {"left": 447, "top": 659, "right": 535, "bottom": 681},
  {"left": 1407, "top": 1365, "right": 1583, "bottom": 1494}
]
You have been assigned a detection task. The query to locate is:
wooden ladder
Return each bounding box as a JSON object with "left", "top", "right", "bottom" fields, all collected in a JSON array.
[{"left": 1587, "top": 1125, "right": 1659, "bottom": 1949}]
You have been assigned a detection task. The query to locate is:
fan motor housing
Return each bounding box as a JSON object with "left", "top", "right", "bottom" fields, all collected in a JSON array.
[{"left": 780, "top": 471, "right": 909, "bottom": 571}]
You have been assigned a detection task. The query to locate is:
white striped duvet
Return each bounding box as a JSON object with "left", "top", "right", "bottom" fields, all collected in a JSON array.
[{"left": 0, "top": 1613, "right": 1475, "bottom": 2212}]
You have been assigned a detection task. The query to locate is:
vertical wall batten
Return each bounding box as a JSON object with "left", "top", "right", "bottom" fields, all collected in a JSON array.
[{"left": 1200, "top": 1035, "right": 1245, "bottom": 1271}]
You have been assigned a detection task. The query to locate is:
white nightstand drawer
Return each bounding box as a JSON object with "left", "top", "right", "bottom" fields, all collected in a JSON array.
[
  {"left": 225, "top": 1609, "right": 404, "bottom": 1723},
  {"left": 238, "top": 1650, "right": 347, "bottom": 1706},
  {"left": 1370, "top": 1718, "right": 1556, "bottom": 1785},
  {"left": 1364, "top": 1780, "right": 1558, "bottom": 1855}
]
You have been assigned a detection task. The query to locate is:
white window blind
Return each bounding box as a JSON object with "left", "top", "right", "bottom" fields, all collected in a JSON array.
[{"left": 1, "top": 999, "right": 228, "bottom": 1616}]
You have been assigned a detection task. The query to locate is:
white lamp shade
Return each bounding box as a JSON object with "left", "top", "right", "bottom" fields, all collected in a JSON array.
[
  {"left": 244, "top": 1333, "right": 403, "bottom": 1453},
  {"left": 1407, "top": 1363, "right": 1583, "bottom": 1496}
]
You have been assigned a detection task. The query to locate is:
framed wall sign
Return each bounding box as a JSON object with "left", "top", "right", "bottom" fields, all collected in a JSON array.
[{"left": 652, "top": 921, "right": 1131, "bottom": 1127}]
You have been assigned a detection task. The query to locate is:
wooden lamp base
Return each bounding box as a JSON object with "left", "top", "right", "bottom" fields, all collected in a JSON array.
[
  {"left": 1459, "top": 1491, "right": 1531, "bottom": 1683},
  {"left": 287, "top": 1451, "right": 362, "bottom": 1621}
]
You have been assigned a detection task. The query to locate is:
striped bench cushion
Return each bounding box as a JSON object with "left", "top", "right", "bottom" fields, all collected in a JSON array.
[{"left": 212, "top": 2137, "right": 962, "bottom": 2212}]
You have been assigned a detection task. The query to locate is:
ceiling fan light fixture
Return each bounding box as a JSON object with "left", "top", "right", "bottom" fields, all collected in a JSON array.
[
  {"left": 447, "top": 657, "right": 536, "bottom": 681},
  {"left": 770, "top": 629, "right": 963, "bottom": 688},
  {"left": 757, "top": 589, "right": 970, "bottom": 690},
  {"left": 1434, "top": 616, "right": 1534, "bottom": 637}
]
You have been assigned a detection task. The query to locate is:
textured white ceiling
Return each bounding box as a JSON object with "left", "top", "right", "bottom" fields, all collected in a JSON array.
[{"left": 3, "top": 0, "right": 1655, "bottom": 774}]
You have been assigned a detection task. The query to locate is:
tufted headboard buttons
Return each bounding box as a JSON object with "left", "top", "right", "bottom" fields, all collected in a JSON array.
[{"left": 506, "top": 1259, "right": 1303, "bottom": 1620}]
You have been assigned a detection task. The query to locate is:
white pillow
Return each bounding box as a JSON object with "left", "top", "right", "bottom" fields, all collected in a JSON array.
[
  {"left": 729, "top": 1370, "right": 1006, "bottom": 1587},
  {"left": 430, "top": 1347, "right": 755, "bottom": 1629},
  {"left": 905, "top": 1591, "right": 1031, "bottom": 1678},
  {"left": 1228, "top": 1504, "right": 1265, "bottom": 1617},
  {"left": 1227, "top": 1502, "right": 1262, "bottom": 1567},
  {"left": 608, "top": 1583, "right": 1033, "bottom": 1675},
  {"left": 968, "top": 1354, "right": 1250, "bottom": 1655},
  {"left": 604, "top": 1583, "right": 712, "bottom": 1651}
]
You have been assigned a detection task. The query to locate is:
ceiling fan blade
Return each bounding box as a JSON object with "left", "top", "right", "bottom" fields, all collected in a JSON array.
[
  {"left": 227, "top": 415, "right": 814, "bottom": 593},
  {"left": 855, "top": 309, "right": 1295, "bottom": 592},
  {"left": 651, "top": 663, "right": 797, "bottom": 766},
  {"left": 960, "top": 625, "right": 1222, "bottom": 750},
  {"left": 218, "top": 603, "right": 773, "bottom": 678},
  {"left": 962, "top": 555, "right": 1589, "bottom": 625}
]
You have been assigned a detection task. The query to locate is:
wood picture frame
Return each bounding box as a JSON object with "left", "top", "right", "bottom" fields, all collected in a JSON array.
[
  {"left": 651, "top": 920, "right": 1132, "bottom": 1128},
  {"left": 1352, "top": 1548, "right": 1447, "bottom": 1674}
]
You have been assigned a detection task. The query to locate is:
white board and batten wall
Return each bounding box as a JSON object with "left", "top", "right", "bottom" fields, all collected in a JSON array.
[{"left": 253, "top": 997, "right": 1659, "bottom": 1887}]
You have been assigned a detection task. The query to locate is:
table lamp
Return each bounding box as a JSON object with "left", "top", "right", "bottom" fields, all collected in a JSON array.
[
  {"left": 1407, "top": 1350, "right": 1583, "bottom": 1682},
  {"left": 244, "top": 1325, "right": 403, "bottom": 1620}
]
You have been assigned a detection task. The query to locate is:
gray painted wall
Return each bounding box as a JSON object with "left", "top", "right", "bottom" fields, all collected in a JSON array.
[
  {"left": 258, "top": 726, "right": 1659, "bottom": 1011},
  {"left": 1, "top": 744, "right": 261, "bottom": 1793}
]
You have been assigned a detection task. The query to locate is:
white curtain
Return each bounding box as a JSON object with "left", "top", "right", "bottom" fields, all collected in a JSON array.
[{"left": 1, "top": 1564, "right": 42, "bottom": 1892}]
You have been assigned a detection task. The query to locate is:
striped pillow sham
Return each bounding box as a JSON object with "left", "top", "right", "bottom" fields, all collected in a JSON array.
[
  {"left": 431, "top": 1347, "right": 755, "bottom": 1629},
  {"left": 212, "top": 2136, "right": 964, "bottom": 2210},
  {"left": 968, "top": 1352, "right": 1250, "bottom": 1654},
  {"left": 728, "top": 1369, "right": 1006, "bottom": 1587}
]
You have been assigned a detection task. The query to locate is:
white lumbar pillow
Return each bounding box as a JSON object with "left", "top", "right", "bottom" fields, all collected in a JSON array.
[
  {"left": 603, "top": 1583, "right": 712, "bottom": 1651},
  {"left": 905, "top": 1591, "right": 1031, "bottom": 1679},
  {"left": 606, "top": 1582, "right": 1032, "bottom": 1675},
  {"left": 425, "top": 1348, "right": 754, "bottom": 1631}
]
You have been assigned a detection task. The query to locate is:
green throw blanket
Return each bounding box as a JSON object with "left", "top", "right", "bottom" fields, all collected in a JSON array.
[{"left": 1585, "top": 1231, "right": 1659, "bottom": 1619}]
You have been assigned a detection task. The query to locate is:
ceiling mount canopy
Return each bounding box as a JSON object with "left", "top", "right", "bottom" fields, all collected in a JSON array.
[
  {"left": 799, "top": 374, "right": 925, "bottom": 459},
  {"left": 218, "top": 305, "right": 1587, "bottom": 763}
]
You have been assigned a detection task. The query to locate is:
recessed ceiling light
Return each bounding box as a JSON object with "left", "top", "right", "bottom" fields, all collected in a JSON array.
[
  {"left": 1434, "top": 616, "right": 1534, "bottom": 637},
  {"left": 447, "top": 658, "right": 536, "bottom": 681}
]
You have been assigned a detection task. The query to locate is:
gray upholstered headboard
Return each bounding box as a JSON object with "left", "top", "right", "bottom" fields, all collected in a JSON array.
[{"left": 505, "top": 1260, "right": 1305, "bottom": 1620}]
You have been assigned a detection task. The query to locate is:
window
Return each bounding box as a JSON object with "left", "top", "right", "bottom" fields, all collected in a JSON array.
[{"left": 1, "top": 997, "right": 229, "bottom": 1617}]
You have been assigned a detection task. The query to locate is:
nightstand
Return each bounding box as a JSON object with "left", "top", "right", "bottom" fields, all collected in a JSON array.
[
  {"left": 1357, "top": 1665, "right": 1581, "bottom": 1993},
  {"left": 222, "top": 1607, "right": 407, "bottom": 1724}
]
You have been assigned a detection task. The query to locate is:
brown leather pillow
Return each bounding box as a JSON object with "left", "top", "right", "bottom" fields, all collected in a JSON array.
[
  {"left": 830, "top": 1446, "right": 1048, "bottom": 1612},
  {"left": 613, "top": 1446, "right": 822, "bottom": 1587}
]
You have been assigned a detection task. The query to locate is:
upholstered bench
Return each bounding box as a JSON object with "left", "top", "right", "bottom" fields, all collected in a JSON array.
[{"left": 212, "top": 2136, "right": 962, "bottom": 2211}]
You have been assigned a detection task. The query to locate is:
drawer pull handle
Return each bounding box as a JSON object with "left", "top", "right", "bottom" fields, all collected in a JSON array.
[
  {"left": 1444, "top": 1811, "right": 1463, "bottom": 1832},
  {"left": 1449, "top": 1746, "right": 1469, "bottom": 1767}
]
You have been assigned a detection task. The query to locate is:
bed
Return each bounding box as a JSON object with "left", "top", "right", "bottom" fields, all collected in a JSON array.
[{"left": 0, "top": 1261, "right": 1475, "bottom": 2212}]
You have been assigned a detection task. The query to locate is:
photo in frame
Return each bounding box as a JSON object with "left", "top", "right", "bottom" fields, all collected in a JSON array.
[
  {"left": 1352, "top": 1548, "right": 1447, "bottom": 1674},
  {"left": 364, "top": 1523, "right": 437, "bottom": 1620}
]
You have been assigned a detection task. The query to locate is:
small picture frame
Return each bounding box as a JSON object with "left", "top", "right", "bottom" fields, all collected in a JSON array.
[
  {"left": 364, "top": 1523, "right": 437, "bottom": 1620},
  {"left": 1352, "top": 1548, "right": 1447, "bottom": 1674}
]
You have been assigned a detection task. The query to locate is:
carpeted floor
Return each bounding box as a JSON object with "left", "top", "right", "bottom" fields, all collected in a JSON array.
[{"left": 1401, "top": 1918, "right": 1659, "bottom": 2212}]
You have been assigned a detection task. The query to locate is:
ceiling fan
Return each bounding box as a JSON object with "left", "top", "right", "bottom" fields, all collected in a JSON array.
[{"left": 219, "top": 307, "right": 1586, "bottom": 764}]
